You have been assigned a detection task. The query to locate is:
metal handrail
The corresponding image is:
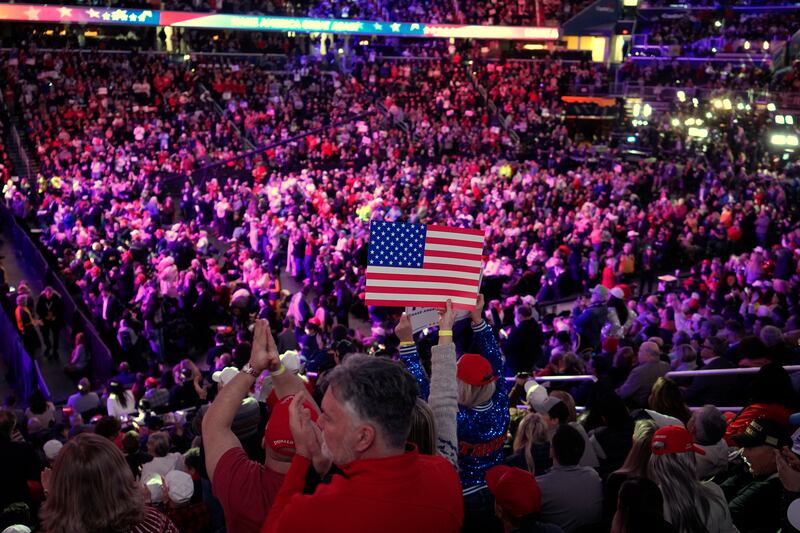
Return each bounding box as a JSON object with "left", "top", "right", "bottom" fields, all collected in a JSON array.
[
  {"left": 504, "top": 374, "right": 598, "bottom": 383},
  {"left": 667, "top": 364, "right": 800, "bottom": 379},
  {"left": 516, "top": 404, "right": 743, "bottom": 412}
]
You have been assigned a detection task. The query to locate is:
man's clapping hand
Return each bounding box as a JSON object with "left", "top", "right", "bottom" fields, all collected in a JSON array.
[{"left": 289, "top": 391, "right": 331, "bottom": 475}]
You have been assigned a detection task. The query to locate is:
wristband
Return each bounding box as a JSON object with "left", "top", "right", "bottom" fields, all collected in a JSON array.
[
  {"left": 399, "top": 341, "right": 415, "bottom": 346},
  {"left": 439, "top": 330, "right": 453, "bottom": 336},
  {"left": 270, "top": 364, "right": 287, "bottom": 377}
]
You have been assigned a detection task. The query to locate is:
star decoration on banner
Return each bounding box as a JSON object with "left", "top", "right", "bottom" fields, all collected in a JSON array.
[
  {"left": 57, "top": 6, "right": 73, "bottom": 18},
  {"left": 87, "top": 8, "right": 100, "bottom": 18},
  {"left": 390, "top": 23, "right": 401, "bottom": 32},
  {"left": 410, "top": 23, "right": 420, "bottom": 30},
  {"left": 373, "top": 22, "right": 383, "bottom": 30},
  {"left": 128, "top": 13, "right": 139, "bottom": 21},
  {"left": 24, "top": 6, "right": 41, "bottom": 20},
  {"left": 111, "top": 9, "right": 128, "bottom": 21},
  {"left": 101, "top": 11, "right": 111, "bottom": 20},
  {"left": 141, "top": 10, "right": 153, "bottom": 18}
]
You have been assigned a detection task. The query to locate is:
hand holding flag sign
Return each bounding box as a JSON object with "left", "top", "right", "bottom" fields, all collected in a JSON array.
[{"left": 365, "top": 221, "right": 485, "bottom": 311}]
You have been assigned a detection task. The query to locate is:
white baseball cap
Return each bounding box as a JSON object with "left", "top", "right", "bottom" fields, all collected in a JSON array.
[
  {"left": 212, "top": 366, "right": 239, "bottom": 386},
  {"left": 165, "top": 470, "right": 194, "bottom": 505}
]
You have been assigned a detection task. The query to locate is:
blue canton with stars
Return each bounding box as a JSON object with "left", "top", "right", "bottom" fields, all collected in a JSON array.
[{"left": 368, "top": 221, "right": 427, "bottom": 268}]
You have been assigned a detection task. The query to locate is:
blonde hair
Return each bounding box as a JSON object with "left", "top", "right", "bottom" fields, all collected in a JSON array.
[
  {"left": 40, "top": 433, "right": 145, "bottom": 533},
  {"left": 512, "top": 413, "right": 549, "bottom": 473},
  {"left": 458, "top": 381, "right": 496, "bottom": 408},
  {"left": 408, "top": 398, "right": 436, "bottom": 455},
  {"left": 614, "top": 419, "right": 657, "bottom": 479}
]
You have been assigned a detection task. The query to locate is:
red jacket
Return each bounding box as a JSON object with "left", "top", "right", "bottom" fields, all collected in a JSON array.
[{"left": 262, "top": 447, "right": 463, "bottom": 533}]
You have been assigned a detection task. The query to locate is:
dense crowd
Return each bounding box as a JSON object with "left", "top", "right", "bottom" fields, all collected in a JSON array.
[{"left": 0, "top": 0, "right": 800, "bottom": 528}]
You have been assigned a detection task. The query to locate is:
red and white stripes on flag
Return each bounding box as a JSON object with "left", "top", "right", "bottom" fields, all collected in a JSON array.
[{"left": 365, "top": 223, "right": 484, "bottom": 311}]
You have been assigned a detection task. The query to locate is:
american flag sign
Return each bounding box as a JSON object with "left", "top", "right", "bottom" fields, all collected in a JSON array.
[{"left": 365, "top": 221, "right": 485, "bottom": 310}]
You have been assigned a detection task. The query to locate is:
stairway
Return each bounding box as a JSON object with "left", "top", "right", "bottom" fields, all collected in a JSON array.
[{"left": 3, "top": 112, "right": 39, "bottom": 182}]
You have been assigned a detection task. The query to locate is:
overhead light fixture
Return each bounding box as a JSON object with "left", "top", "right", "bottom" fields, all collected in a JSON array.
[
  {"left": 642, "top": 104, "right": 652, "bottom": 117},
  {"left": 685, "top": 118, "right": 696, "bottom": 126},
  {"left": 776, "top": 115, "right": 785, "bottom": 125},
  {"left": 677, "top": 90, "right": 686, "bottom": 102},
  {"left": 671, "top": 118, "right": 680, "bottom": 127},
  {"left": 786, "top": 115, "right": 794, "bottom": 125},
  {"left": 767, "top": 103, "right": 777, "bottom": 112},
  {"left": 723, "top": 99, "right": 732, "bottom": 110},
  {"left": 744, "top": 41, "right": 751, "bottom": 50}
]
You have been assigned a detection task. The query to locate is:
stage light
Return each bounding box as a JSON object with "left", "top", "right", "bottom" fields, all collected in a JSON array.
[
  {"left": 676, "top": 90, "right": 686, "bottom": 102},
  {"left": 632, "top": 103, "right": 641, "bottom": 117},
  {"left": 706, "top": 112, "right": 713, "bottom": 118},
  {"left": 786, "top": 115, "right": 794, "bottom": 125},
  {"left": 771, "top": 134, "right": 787, "bottom": 146},
  {"left": 642, "top": 104, "right": 652, "bottom": 117},
  {"left": 744, "top": 41, "right": 751, "bottom": 50},
  {"left": 692, "top": 98, "right": 699, "bottom": 107},
  {"left": 685, "top": 118, "right": 695, "bottom": 126},
  {"left": 767, "top": 103, "right": 776, "bottom": 112},
  {"left": 776, "top": 115, "right": 785, "bottom": 125},
  {"left": 788, "top": 135, "right": 799, "bottom": 147},
  {"left": 736, "top": 102, "right": 744, "bottom": 110},
  {"left": 696, "top": 119, "right": 703, "bottom": 126},
  {"left": 713, "top": 99, "right": 723, "bottom": 109},
  {"left": 671, "top": 118, "right": 680, "bottom": 127},
  {"left": 723, "top": 99, "right": 732, "bottom": 110},
  {"left": 688, "top": 127, "right": 708, "bottom": 138},
  {"left": 763, "top": 41, "right": 770, "bottom": 50},
  {"left": 714, "top": 20, "right": 722, "bottom": 27}
]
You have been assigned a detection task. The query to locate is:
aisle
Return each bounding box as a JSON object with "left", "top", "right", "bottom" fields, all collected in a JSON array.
[{"left": 0, "top": 228, "right": 77, "bottom": 404}]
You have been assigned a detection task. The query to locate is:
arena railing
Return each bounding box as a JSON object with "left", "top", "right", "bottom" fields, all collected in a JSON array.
[
  {"left": 667, "top": 365, "right": 800, "bottom": 378},
  {"left": 515, "top": 404, "right": 744, "bottom": 412}
]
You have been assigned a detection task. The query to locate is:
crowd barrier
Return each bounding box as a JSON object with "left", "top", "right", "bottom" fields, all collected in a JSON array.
[{"left": 0, "top": 202, "right": 113, "bottom": 384}]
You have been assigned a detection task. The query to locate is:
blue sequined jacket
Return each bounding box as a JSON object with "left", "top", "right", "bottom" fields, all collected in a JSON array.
[{"left": 400, "top": 320, "right": 509, "bottom": 494}]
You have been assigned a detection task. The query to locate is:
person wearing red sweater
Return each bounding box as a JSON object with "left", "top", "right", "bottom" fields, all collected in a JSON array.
[{"left": 261, "top": 355, "right": 464, "bottom": 533}]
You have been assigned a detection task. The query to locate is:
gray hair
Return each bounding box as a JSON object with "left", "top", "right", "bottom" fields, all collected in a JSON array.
[
  {"left": 650, "top": 452, "right": 715, "bottom": 533},
  {"left": 689, "top": 405, "right": 727, "bottom": 446},
  {"left": 326, "top": 355, "right": 419, "bottom": 449}
]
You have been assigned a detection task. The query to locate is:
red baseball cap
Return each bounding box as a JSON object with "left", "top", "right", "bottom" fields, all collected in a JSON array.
[
  {"left": 486, "top": 466, "right": 541, "bottom": 518},
  {"left": 264, "top": 395, "right": 319, "bottom": 458},
  {"left": 457, "top": 353, "right": 497, "bottom": 386},
  {"left": 651, "top": 425, "right": 706, "bottom": 456},
  {"left": 145, "top": 377, "right": 159, "bottom": 389},
  {"left": 602, "top": 336, "right": 619, "bottom": 354}
]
